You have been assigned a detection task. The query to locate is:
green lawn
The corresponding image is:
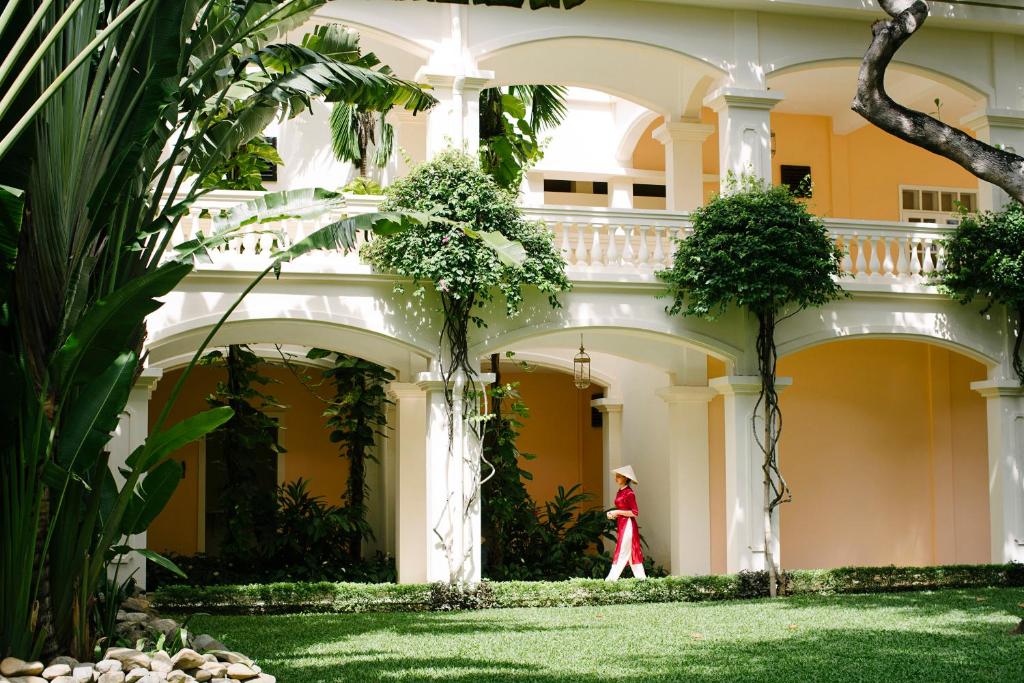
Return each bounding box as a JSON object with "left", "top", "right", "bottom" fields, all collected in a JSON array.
[{"left": 185, "top": 587, "right": 1024, "bottom": 682}]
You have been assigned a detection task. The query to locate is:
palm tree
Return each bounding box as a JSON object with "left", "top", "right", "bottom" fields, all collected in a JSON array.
[
  {"left": 0, "top": 0, "right": 434, "bottom": 658},
  {"left": 479, "top": 84, "right": 569, "bottom": 189}
]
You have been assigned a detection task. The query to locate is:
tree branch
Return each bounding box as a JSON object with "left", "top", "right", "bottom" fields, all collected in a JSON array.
[{"left": 853, "top": 0, "right": 1024, "bottom": 203}]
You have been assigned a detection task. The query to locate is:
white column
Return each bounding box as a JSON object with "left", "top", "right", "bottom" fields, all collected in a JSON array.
[
  {"left": 520, "top": 171, "right": 545, "bottom": 207},
  {"left": 704, "top": 88, "right": 783, "bottom": 185},
  {"left": 416, "top": 372, "right": 493, "bottom": 583},
  {"left": 653, "top": 121, "right": 715, "bottom": 211},
  {"left": 416, "top": 71, "right": 494, "bottom": 159},
  {"left": 387, "top": 382, "right": 428, "bottom": 583},
  {"left": 657, "top": 386, "right": 715, "bottom": 576},
  {"left": 388, "top": 108, "right": 428, "bottom": 182},
  {"left": 971, "top": 379, "right": 1024, "bottom": 564},
  {"left": 960, "top": 109, "right": 1024, "bottom": 211},
  {"left": 609, "top": 178, "right": 634, "bottom": 209},
  {"left": 710, "top": 375, "right": 792, "bottom": 573},
  {"left": 107, "top": 368, "right": 162, "bottom": 589},
  {"left": 592, "top": 398, "right": 624, "bottom": 509}
]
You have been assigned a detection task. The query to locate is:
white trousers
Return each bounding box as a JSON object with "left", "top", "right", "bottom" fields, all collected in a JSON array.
[{"left": 605, "top": 518, "right": 647, "bottom": 581}]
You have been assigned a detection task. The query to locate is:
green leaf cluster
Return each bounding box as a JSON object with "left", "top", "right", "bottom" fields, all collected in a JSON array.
[
  {"left": 658, "top": 176, "right": 845, "bottom": 320},
  {"left": 479, "top": 85, "right": 568, "bottom": 189},
  {"left": 362, "top": 150, "right": 570, "bottom": 321},
  {"left": 938, "top": 202, "right": 1024, "bottom": 381}
]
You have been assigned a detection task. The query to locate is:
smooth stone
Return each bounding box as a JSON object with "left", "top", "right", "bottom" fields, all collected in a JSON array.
[
  {"left": 119, "top": 613, "right": 149, "bottom": 624},
  {"left": 123, "top": 669, "right": 148, "bottom": 683},
  {"left": 120, "top": 597, "right": 150, "bottom": 613},
  {"left": 195, "top": 666, "right": 222, "bottom": 679},
  {"left": 169, "top": 651, "right": 203, "bottom": 671},
  {"left": 7, "top": 678, "right": 48, "bottom": 683},
  {"left": 94, "top": 663, "right": 121, "bottom": 675},
  {"left": 164, "top": 672, "right": 188, "bottom": 683},
  {"left": 148, "top": 620, "right": 178, "bottom": 636},
  {"left": 51, "top": 678, "right": 76, "bottom": 683},
  {"left": 71, "top": 666, "right": 93, "bottom": 682},
  {"left": 224, "top": 664, "right": 255, "bottom": 681},
  {"left": 199, "top": 659, "right": 214, "bottom": 666},
  {"left": 207, "top": 654, "right": 249, "bottom": 667},
  {"left": 189, "top": 637, "right": 226, "bottom": 656},
  {"left": 211, "top": 679, "right": 231, "bottom": 683},
  {"left": 97, "top": 673, "right": 125, "bottom": 683},
  {"left": 100, "top": 651, "right": 145, "bottom": 669},
  {"left": 42, "top": 665, "right": 71, "bottom": 679},
  {"left": 192, "top": 673, "right": 211, "bottom": 683},
  {"left": 2, "top": 660, "right": 44, "bottom": 677},
  {"left": 252, "top": 677, "right": 274, "bottom": 683},
  {"left": 47, "top": 660, "right": 77, "bottom": 671},
  {"left": 148, "top": 654, "right": 171, "bottom": 675}
]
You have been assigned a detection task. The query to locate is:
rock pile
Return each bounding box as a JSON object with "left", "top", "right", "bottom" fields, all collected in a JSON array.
[{"left": 0, "top": 594, "right": 272, "bottom": 683}]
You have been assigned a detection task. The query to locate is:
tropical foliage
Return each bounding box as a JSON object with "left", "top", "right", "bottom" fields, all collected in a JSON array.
[
  {"left": 658, "top": 175, "right": 845, "bottom": 596},
  {"left": 0, "top": 0, "right": 435, "bottom": 659},
  {"left": 937, "top": 203, "right": 1024, "bottom": 383},
  {"left": 479, "top": 85, "right": 568, "bottom": 189},
  {"left": 311, "top": 349, "right": 395, "bottom": 562},
  {"left": 202, "top": 345, "right": 285, "bottom": 556}
]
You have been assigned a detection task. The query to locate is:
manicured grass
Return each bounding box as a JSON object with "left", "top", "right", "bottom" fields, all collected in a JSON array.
[{"left": 185, "top": 587, "right": 1024, "bottom": 682}]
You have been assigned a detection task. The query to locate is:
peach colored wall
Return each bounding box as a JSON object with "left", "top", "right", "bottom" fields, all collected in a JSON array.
[
  {"left": 839, "top": 124, "right": 978, "bottom": 221},
  {"left": 626, "top": 108, "right": 977, "bottom": 221},
  {"left": 503, "top": 369, "right": 604, "bottom": 506},
  {"left": 776, "top": 340, "right": 989, "bottom": 569},
  {"left": 149, "top": 363, "right": 348, "bottom": 556},
  {"left": 707, "top": 356, "right": 727, "bottom": 575}
]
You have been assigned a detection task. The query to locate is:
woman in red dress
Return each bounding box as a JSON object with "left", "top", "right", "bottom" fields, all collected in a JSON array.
[{"left": 605, "top": 465, "right": 646, "bottom": 581}]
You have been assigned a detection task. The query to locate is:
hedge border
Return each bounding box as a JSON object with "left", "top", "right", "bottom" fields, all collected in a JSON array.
[{"left": 152, "top": 563, "right": 1024, "bottom": 615}]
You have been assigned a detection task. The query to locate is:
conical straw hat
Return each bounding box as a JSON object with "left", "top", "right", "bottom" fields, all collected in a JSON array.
[{"left": 611, "top": 465, "right": 638, "bottom": 484}]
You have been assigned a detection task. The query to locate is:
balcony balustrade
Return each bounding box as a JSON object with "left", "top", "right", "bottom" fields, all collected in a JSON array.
[{"left": 171, "top": 191, "right": 953, "bottom": 291}]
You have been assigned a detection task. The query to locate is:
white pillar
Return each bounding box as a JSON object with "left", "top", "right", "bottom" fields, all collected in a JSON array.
[
  {"left": 704, "top": 88, "right": 783, "bottom": 185},
  {"left": 657, "top": 385, "right": 715, "bottom": 576},
  {"left": 520, "top": 171, "right": 545, "bottom": 207},
  {"left": 388, "top": 108, "right": 428, "bottom": 182},
  {"left": 108, "top": 368, "right": 162, "bottom": 589},
  {"left": 710, "top": 375, "right": 791, "bottom": 573},
  {"left": 971, "top": 379, "right": 1024, "bottom": 564},
  {"left": 960, "top": 109, "right": 1024, "bottom": 212},
  {"left": 387, "top": 382, "right": 428, "bottom": 583},
  {"left": 415, "top": 371, "right": 493, "bottom": 583},
  {"left": 653, "top": 121, "right": 715, "bottom": 211},
  {"left": 416, "top": 71, "right": 494, "bottom": 159},
  {"left": 609, "top": 178, "right": 634, "bottom": 209},
  {"left": 592, "top": 398, "right": 624, "bottom": 509}
]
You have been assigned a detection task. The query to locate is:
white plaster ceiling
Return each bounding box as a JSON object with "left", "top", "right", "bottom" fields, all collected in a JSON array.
[{"left": 768, "top": 64, "right": 985, "bottom": 135}]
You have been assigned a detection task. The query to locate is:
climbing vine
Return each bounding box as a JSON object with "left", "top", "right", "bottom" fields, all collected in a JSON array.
[
  {"left": 658, "top": 175, "right": 845, "bottom": 596},
  {"left": 308, "top": 349, "right": 395, "bottom": 561},
  {"left": 202, "top": 345, "right": 285, "bottom": 555},
  {"left": 362, "top": 150, "right": 570, "bottom": 579},
  {"left": 937, "top": 202, "right": 1024, "bottom": 383}
]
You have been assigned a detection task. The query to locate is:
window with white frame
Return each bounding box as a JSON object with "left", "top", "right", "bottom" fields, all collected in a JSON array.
[{"left": 899, "top": 185, "right": 977, "bottom": 225}]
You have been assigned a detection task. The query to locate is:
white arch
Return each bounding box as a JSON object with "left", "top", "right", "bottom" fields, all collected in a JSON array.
[{"left": 615, "top": 109, "right": 660, "bottom": 165}]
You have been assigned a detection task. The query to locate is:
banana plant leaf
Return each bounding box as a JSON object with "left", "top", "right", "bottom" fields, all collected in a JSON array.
[
  {"left": 121, "top": 459, "right": 185, "bottom": 535},
  {"left": 126, "top": 406, "right": 234, "bottom": 474}
]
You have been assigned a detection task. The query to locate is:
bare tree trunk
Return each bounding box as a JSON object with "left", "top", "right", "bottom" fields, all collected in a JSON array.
[
  {"left": 853, "top": 0, "right": 1024, "bottom": 204},
  {"left": 755, "top": 310, "right": 788, "bottom": 598}
]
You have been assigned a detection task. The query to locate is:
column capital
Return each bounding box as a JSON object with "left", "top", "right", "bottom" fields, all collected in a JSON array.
[
  {"left": 960, "top": 107, "right": 1024, "bottom": 132},
  {"left": 387, "top": 381, "right": 426, "bottom": 401},
  {"left": 971, "top": 379, "right": 1024, "bottom": 399},
  {"left": 657, "top": 385, "right": 716, "bottom": 404},
  {"left": 703, "top": 87, "right": 784, "bottom": 113},
  {"left": 414, "top": 69, "right": 494, "bottom": 94},
  {"left": 653, "top": 121, "right": 716, "bottom": 145},
  {"left": 591, "top": 398, "right": 623, "bottom": 414},
  {"left": 710, "top": 375, "right": 793, "bottom": 396},
  {"left": 133, "top": 367, "right": 163, "bottom": 400},
  {"left": 414, "top": 372, "right": 496, "bottom": 393}
]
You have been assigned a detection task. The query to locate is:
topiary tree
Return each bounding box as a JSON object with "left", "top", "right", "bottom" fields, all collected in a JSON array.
[
  {"left": 362, "top": 149, "right": 570, "bottom": 578},
  {"left": 658, "top": 175, "right": 845, "bottom": 596},
  {"left": 937, "top": 203, "right": 1024, "bottom": 383}
]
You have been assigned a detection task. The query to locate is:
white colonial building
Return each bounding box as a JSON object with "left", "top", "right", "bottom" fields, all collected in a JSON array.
[{"left": 119, "top": 0, "right": 1024, "bottom": 586}]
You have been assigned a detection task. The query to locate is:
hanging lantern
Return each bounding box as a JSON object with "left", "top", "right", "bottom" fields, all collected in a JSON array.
[{"left": 573, "top": 337, "right": 591, "bottom": 390}]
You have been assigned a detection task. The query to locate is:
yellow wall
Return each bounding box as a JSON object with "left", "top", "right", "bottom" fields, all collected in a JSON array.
[
  {"left": 503, "top": 369, "right": 605, "bottom": 506},
  {"left": 775, "top": 340, "right": 989, "bottom": 569},
  {"left": 148, "top": 363, "right": 348, "bottom": 556},
  {"left": 627, "top": 109, "right": 977, "bottom": 220}
]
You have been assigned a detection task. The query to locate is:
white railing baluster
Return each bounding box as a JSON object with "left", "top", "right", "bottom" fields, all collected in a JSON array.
[
  {"left": 855, "top": 235, "right": 867, "bottom": 277},
  {"left": 840, "top": 235, "right": 853, "bottom": 275},
  {"left": 622, "top": 226, "right": 635, "bottom": 267},
  {"left": 637, "top": 226, "right": 650, "bottom": 268},
  {"left": 922, "top": 239, "right": 935, "bottom": 276},
  {"left": 588, "top": 224, "right": 600, "bottom": 265},
  {"left": 605, "top": 225, "right": 618, "bottom": 265},
  {"left": 652, "top": 227, "right": 665, "bottom": 267},
  {"left": 935, "top": 242, "right": 945, "bottom": 273},
  {"left": 868, "top": 237, "right": 881, "bottom": 277},
  {"left": 908, "top": 238, "right": 921, "bottom": 278},
  {"left": 575, "top": 223, "right": 587, "bottom": 266},
  {"left": 559, "top": 223, "right": 571, "bottom": 263},
  {"left": 882, "top": 237, "right": 895, "bottom": 278},
  {"left": 895, "top": 237, "right": 909, "bottom": 280}
]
